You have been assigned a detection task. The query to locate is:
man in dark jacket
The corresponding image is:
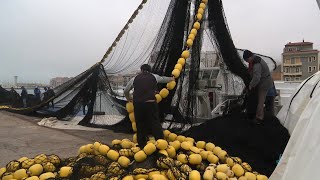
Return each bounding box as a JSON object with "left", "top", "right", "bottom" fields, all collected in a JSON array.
[
  {"left": 46, "top": 87, "right": 55, "bottom": 108},
  {"left": 243, "top": 50, "right": 273, "bottom": 124},
  {"left": 34, "top": 86, "right": 41, "bottom": 102},
  {"left": 124, "top": 64, "right": 174, "bottom": 147},
  {"left": 21, "top": 86, "right": 28, "bottom": 108}
]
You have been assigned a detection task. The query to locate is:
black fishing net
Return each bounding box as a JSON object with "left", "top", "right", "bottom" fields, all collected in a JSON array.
[{"left": 184, "top": 112, "right": 290, "bottom": 176}]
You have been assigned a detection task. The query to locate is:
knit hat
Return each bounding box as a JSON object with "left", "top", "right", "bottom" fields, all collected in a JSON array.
[
  {"left": 140, "top": 64, "right": 152, "bottom": 72},
  {"left": 243, "top": 50, "right": 253, "bottom": 60}
]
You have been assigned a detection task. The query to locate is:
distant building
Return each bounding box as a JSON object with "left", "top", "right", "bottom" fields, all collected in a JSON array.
[
  {"left": 50, "top": 77, "right": 72, "bottom": 88},
  {"left": 282, "top": 41, "right": 319, "bottom": 82}
]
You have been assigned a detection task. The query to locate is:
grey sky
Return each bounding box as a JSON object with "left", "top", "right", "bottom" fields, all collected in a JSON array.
[{"left": 0, "top": 0, "right": 319, "bottom": 84}]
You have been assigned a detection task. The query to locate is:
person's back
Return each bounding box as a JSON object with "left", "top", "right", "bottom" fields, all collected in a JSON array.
[
  {"left": 21, "top": 88, "right": 27, "bottom": 98},
  {"left": 133, "top": 72, "right": 157, "bottom": 103},
  {"left": 251, "top": 55, "right": 272, "bottom": 90}
]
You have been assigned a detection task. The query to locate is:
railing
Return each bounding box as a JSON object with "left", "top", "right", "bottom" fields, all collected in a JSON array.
[
  {"left": 283, "top": 62, "right": 302, "bottom": 66},
  {"left": 283, "top": 72, "right": 303, "bottom": 76}
]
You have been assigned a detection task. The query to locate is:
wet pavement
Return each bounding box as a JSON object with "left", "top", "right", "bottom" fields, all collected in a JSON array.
[{"left": 0, "top": 111, "right": 131, "bottom": 167}]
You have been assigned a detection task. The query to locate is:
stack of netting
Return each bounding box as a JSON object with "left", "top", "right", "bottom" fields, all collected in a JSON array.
[{"left": 0, "top": 130, "right": 269, "bottom": 180}]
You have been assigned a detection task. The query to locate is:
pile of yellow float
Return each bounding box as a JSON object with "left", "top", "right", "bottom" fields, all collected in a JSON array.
[{"left": 0, "top": 131, "right": 268, "bottom": 179}]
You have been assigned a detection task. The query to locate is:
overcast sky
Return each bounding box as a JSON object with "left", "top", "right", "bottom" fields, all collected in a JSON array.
[{"left": 0, "top": 0, "right": 319, "bottom": 84}]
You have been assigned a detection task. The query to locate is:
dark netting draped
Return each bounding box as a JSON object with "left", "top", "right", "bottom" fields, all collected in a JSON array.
[{"left": 207, "top": 0, "right": 251, "bottom": 87}]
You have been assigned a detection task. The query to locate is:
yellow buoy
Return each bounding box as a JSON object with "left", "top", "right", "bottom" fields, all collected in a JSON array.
[
  {"left": 232, "top": 164, "right": 245, "bottom": 177},
  {"left": 188, "top": 34, "right": 196, "bottom": 41},
  {"left": 134, "top": 150, "right": 147, "bottom": 162},
  {"left": 207, "top": 154, "right": 219, "bottom": 164},
  {"left": 196, "top": 141, "right": 206, "bottom": 149},
  {"left": 25, "top": 176, "right": 40, "bottom": 180},
  {"left": 205, "top": 142, "right": 215, "bottom": 151},
  {"left": 163, "top": 130, "right": 171, "bottom": 138},
  {"left": 177, "top": 58, "right": 186, "bottom": 66},
  {"left": 98, "top": 144, "right": 110, "bottom": 155},
  {"left": 174, "top": 63, "right": 183, "bottom": 71},
  {"left": 122, "top": 175, "right": 134, "bottom": 180},
  {"left": 189, "top": 154, "right": 202, "bottom": 165},
  {"left": 181, "top": 50, "right": 190, "bottom": 59},
  {"left": 129, "top": 112, "right": 135, "bottom": 122},
  {"left": 172, "top": 69, "right": 181, "bottom": 78},
  {"left": 13, "top": 169, "right": 28, "bottom": 180},
  {"left": 143, "top": 143, "right": 157, "bottom": 155},
  {"left": 126, "top": 102, "right": 134, "bottom": 113},
  {"left": 155, "top": 94, "right": 162, "bottom": 103},
  {"left": 176, "top": 135, "right": 186, "bottom": 143},
  {"left": 181, "top": 141, "right": 192, "bottom": 151},
  {"left": 177, "top": 154, "right": 189, "bottom": 164},
  {"left": 118, "top": 156, "right": 131, "bottom": 168},
  {"left": 198, "top": 8, "right": 204, "bottom": 15},
  {"left": 168, "top": 133, "right": 177, "bottom": 142},
  {"left": 190, "top": 28, "right": 198, "bottom": 36},
  {"left": 169, "top": 140, "right": 181, "bottom": 151},
  {"left": 257, "top": 174, "right": 268, "bottom": 180},
  {"left": 166, "top": 81, "right": 176, "bottom": 90},
  {"left": 107, "top": 150, "right": 120, "bottom": 161},
  {"left": 196, "top": 13, "right": 203, "bottom": 21},
  {"left": 132, "top": 122, "right": 137, "bottom": 132},
  {"left": 245, "top": 172, "right": 257, "bottom": 180},
  {"left": 199, "top": 3, "right": 206, "bottom": 9},
  {"left": 216, "top": 164, "right": 229, "bottom": 173},
  {"left": 59, "top": 167, "right": 72, "bottom": 178},
  {"left": 189, "top": 170, "right": 201, "bottom": 180},
  {"left": 156, "top": 139, "right": 169, "bottom": 150},
  {"left": 133, "top": 133, "right": 138, "bottom": 143},
  {"left": 28, "top": 164, "right": 44, "bottom": 176},
  {"left": 166, "top": 145, "right": 176, "bottom": 158},
  {"left": 187, "top": 39, "right": 194, "bottom": 47},
  {"left": 202, "top": 0, "right": 208, "bottom": 4},
  {"left": 159, "top": 88, "right": 169, "bottom": 98},
  {"left": 193, "top": 22, "right": 201, "bottom": 30},
  {"left": 216, "top": 172, "right": 228, "bottom": 180}
]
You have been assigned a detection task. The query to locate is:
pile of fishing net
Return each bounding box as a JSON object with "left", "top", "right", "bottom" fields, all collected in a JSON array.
[
  {"left": 0, "top": 129, "right": 269, "bottom": 180},
  {"left": 184, "top": 112, "right": 290, "bottom": 176}
]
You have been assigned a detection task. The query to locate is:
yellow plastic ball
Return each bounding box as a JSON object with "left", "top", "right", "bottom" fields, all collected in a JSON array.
[
  {"left": 196, "top": 13, "right": 203, "bottom": 21},
  {"left": 178, "top": 58, "right": 186, "bottom": 66},
  {"left": 129, "top": 112, "right": 135, "bottom": 122},
  {"left": 155, "top": 94, "right": 162, "bottom": 103},
  {"left": 132, "top": 122, "right": 137, "bottom": 132},
  {"left": 199, "top": 3, "right": 206, "bottom": 9},
  {"left": 172, "top": 69, "right": 181, "bottom": 78},
  {"left": 193, "top": 22, "right": 201, "bottom": 30},
  {"left": 159, "top": 88, "right": 169, "bottom": 98},
  {"left": 198, "top": 8, "right": 204, "bottom": 15},
  {"left": 166, "top": 81, "right": 176, "bottom": 90},
  {"left": 202, "top": 0, "right": 208, "bottom": 4},
  {"left": 126, "top": 102, "right": 134, "bottom": 113},
  {"left": 188, "top": 33, "right": 195, "bottom": 41},
  {"left": 174, "top": 63, "right": 183, "bottom": 71},
  {"left": 187, "top": 39, "right": 193, "bottom": 47},
  {"left": 190, "top": 28, "right": 197, "bottom": 36},
  {"left": 181, "top": 50, "right": 190, "bottom": 59}
]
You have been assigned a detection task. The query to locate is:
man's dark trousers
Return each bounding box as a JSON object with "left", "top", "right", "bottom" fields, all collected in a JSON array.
[{"left": 133, "top": 101, "right": 164, "bottom": 148}]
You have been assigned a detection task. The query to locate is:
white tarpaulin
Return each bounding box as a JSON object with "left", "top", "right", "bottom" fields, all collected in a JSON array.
[{"left": 270, "top": 72, "right": 320, "bottom": 179}]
